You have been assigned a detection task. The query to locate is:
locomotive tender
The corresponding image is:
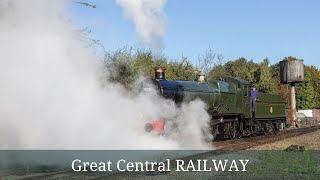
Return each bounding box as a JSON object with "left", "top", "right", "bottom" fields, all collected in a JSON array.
[{"left": 143, "top": 68, "right": 286, "bottom": 140}]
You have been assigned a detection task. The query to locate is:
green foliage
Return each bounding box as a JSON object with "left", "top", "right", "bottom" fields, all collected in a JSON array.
[
  {"left": 104, "top": 47, "right": 198, "bottom": 89},
  {"left": 296, "top": 66, "right": 317, "bottom": 109},
  {"left": 270, "top": 63, "right": 290, "bottom": 102},
  {"left": 207, "top": 56, "right": 319, "bottom": 108},
  {"left": 207, "top": 63, "right": 225, "bottom": 80},
  {"left": 305, "top": 66, "right": 320, "bottom": 107},
  {"left": 105, "top": 47, "right": 137, "bottom": 88},
  {"left": 283, "top": 56, "right": 299, "bottom": 61},
  {"left": 279, "top": 56, "right": 319, "bottom": 109},
  {"left": 256, "top": 58, "right": 277, "bottom": 93},
  {"left": 166, "top": 57, "right": 198, "bottom": 80},
  {"left": 103, "top": 47, "right": 319, "bottom": 108},
  {"left": 132, "top": 50, "right": 154, "bottom": 77},
  {"left": 208, "top": 57, "right": 259, "bottom": 84}
]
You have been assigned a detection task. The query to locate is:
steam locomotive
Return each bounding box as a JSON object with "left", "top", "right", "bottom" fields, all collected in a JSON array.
[{"left": 142, "top": 68, "right": 286, "bottom": 140}]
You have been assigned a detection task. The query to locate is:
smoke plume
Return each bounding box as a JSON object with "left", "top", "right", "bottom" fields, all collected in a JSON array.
[
  {"left": 116, "top": 0, "right": 168, "bottom": 51},
  {"left": 0, "top": 0, "right": 210, "bottom": 150}
]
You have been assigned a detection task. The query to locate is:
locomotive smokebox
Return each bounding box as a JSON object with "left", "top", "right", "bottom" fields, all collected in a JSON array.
[
  {"left": 154, "top": 67, "right": 166, "bottom": 80},
  {"left": 280, "top": 59, "right": 304, "bottom": 83}
]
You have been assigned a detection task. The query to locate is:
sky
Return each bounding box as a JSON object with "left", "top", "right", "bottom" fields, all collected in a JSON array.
[{"left": 69, "top": 0, "right": 320, "bottom": 68}]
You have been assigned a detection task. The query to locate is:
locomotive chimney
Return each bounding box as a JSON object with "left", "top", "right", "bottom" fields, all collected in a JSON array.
[
  {"left": 196, "top": 70, "right": 206, "bottom": 83},
  {"left": 154, "top": 67, "right": 166, "bottom": 80}
]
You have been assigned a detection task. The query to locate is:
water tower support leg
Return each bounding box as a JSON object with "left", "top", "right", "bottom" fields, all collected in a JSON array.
[{"left": 290, "top": 83, "right": 297, "bottom": 128}]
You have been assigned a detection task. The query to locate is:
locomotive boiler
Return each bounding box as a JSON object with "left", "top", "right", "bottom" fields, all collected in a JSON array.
[{"left": 142, "top": 68, "right": 286, "bottom": 140}]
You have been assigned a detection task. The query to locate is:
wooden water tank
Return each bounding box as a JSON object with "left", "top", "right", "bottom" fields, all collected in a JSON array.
[{"left": 280, "top": 59, "right": 304, "bottom": 83}]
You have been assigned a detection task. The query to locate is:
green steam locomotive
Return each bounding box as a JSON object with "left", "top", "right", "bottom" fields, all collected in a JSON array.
[{"left": 143, "top": 68, "right": 286, "bottom": 140}]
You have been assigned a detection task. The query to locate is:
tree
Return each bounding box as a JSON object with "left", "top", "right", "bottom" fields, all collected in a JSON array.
[
  {"left": 132, "top": 49, "right": 154, "bottom": 77},
  {"left": 207, "top": 63, "right": 225, "bottom": 80},
  {"left": 102, "top": 44, "right": 318, "bottom": 112},
  {"left": 305, "top": 66, "right": 320, "bottom": 107},
  {"left": 296, "top": 66, "right": 317, "bottom": 109},
  {"left": 104, "top": 47, "right": 137, "bottom": 88},
  {"left": 166, "top": 56, "right": 198, "bottom": 80},
  {"left": 197, "top": 47, "right": 222, "bottom": 75},
  {"left": 256, "top": 58, "right": 277, "bottom": 93},
  {"left": 270, "top": 63, "right": 290, "bottom": 101},
  {"left": 214, "top": 57, "right": 259, "bottom": 83}
]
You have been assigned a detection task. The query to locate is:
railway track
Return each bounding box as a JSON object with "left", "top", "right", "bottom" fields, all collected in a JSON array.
[
  {"left": 1, "top": 125, "right": 318, "bottom": 180},
  {"left": 92, "top": 126, "right": 319, "bottom": 180},
  {"left": 214, "top": 125, "right": 319, "bottom": 150}
]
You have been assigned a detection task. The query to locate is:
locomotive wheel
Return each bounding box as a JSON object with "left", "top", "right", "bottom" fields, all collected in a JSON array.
[
  {"left": 211, "top": 125, "right": 219, "bottom": 138},
  {"left": 211, "top": 124, "right": 224, "bottom": 141},
  {"left": 236, "top": 120, "right": 243, "bottom": 139},
  {"left": 261, "top": 122, "right": 267, "bottom": 135},
  {"left": 273, "top": 123, "right": 280, "bottom": 134},
  {"left": 266, "top": 122, "right": 273, "bottom": 135},
  {"left": 226, "top": 122, "right": 237, "bottom": 139},
  {"left": 224, "top": 123, "right": 230, "bottom": 138}
]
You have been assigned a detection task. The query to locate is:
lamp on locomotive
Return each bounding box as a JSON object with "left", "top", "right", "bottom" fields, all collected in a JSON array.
[{"left": 144, "top": 118, "right": 165, "bottom": 134}]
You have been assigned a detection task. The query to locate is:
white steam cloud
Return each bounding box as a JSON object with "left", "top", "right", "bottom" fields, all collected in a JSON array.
[
  {"left": 0, "top": 0, "right": 210, "bottom": 150},
  {"left": 116, "top": 0, "right": 168, "bottom": 51}
]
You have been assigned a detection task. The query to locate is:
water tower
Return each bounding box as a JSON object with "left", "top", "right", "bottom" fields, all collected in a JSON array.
[{"left": 279, "top": 59, "right": 304, "bottom": 127}]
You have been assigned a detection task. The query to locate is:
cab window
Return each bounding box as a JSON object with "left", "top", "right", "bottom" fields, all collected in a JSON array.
[
  {"left": 244, "top": 86, "right": 248, "bottom": 96},
  {"left": 237, "top": 83, "right": 242, "bottom": 91}
]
